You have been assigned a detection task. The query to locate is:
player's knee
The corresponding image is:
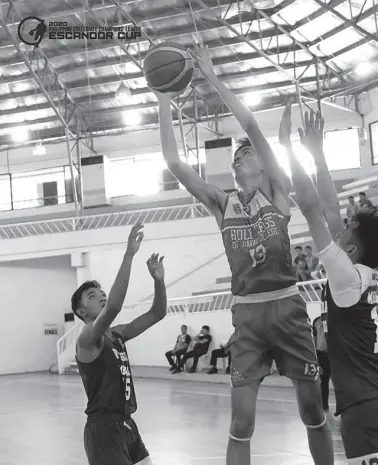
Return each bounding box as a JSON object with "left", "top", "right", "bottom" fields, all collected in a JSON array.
[
  {"left": 230, "top": 414, "right": 255, "bottom": 440},
  {"left": 298, "top": 395, "right": 325, "bottom": 427}
]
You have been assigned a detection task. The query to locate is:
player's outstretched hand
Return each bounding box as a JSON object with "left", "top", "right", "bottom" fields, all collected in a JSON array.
[
  {"left": 189, "top": 36, "right": 214, "bottom": 78},
  {"left": 298, "top": 111, "right": 324, "bottom": 156},
  {"left": 279, "top": 98, "right": 293, "bottom": 148},
  {"left": 147, "top": 253, "right": 165, "bottom": 281},
  {"left": 126, "top": 223, "right": 144, "bottom": 256}
]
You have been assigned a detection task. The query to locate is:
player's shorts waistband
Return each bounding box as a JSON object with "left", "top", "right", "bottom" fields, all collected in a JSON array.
[
  {"left": 233, "top": 285, "right": 299, "bottom": 304},
  {"left": 86, "top": 412, "right": 132, "bottom": 424}
]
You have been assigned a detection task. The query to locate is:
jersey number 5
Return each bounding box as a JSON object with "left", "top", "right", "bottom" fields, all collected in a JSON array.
[{"left": 249, "top": 244, "right": 267, "bottom": 268}]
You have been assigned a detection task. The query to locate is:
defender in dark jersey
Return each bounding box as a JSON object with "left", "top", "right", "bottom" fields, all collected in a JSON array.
[
  {"left": 71, "top": 223, "right": 167, "bottom": 465},
  {"left": 280, "top": 103, "right": 378, "bottom": 464},
  {"left": 154, "top": 43, "right": 333, "bottom": 465}
]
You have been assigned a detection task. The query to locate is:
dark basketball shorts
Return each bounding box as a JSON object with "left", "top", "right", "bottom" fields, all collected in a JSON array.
[
  {"left": 230, "top": 294, "right": 318, "bottom": 386},
  {"left": 341, "top": 398, "right": 378, "bottom": 464},
  {"left": 84, "top": 416, "right": 149, "bottom": 465}
]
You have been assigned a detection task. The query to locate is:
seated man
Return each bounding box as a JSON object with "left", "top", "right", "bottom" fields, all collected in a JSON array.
[
  {"left": 173, "top": 325, "right": 212, "bottom": 374},
  {"left": 165, "top": 324, "right": 191, "bottom": 371},
  {"left": 207, "top": 334, "right": 233, "bottom": 374}
]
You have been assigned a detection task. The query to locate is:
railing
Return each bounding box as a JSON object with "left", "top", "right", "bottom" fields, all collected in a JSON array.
[
  {"left": 57, "top": 321, "right": 84, "bottom": 374},
  {"left": 0, "top": 203, "right": 212, "bottom": 239},
  {"left": 56, "top": 278, "right": 326, "bottom": 374}
]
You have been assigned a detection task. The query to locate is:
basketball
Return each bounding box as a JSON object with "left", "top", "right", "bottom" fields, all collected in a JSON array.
[{"left": 143, "top": 42, "right": 194, "bottom": 93}]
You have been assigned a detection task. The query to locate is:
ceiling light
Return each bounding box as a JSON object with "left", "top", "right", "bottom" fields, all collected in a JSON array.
[
  {"left": 247, "top": 0, "right": 286, "bottom": 9},
  {"left": 123, "top": 110, "right": 142, "bottom": 126},
  {"left": 243, "top": 92, "right": 262, "bottom": 107},
  {"left": 115, "top": 82, "right": 132, "bottom": 103},
  {"left": 33, "top": 140, "right": 46, "bottom": 156},
  {"left": 355, "top": 62, "right": 372, "bottom": 77},
  {"left": 10, "top": 126, "right": 29, "bottom": 143}
]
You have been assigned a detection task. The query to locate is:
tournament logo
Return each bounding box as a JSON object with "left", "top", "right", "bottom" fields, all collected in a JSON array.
[{"left": 18, "top": 16, "right": 47, "bottom": 48}]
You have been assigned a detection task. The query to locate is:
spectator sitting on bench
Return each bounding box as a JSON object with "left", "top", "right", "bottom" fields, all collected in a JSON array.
[
  {"left": 207, "top": 334, "right": 233, "bottom": 374},
  {"left": 173, "top": 325, "right": 212, "bottom": 374},
  {"left": 165, "top": 324, "right": 191, "bottom": 372}
]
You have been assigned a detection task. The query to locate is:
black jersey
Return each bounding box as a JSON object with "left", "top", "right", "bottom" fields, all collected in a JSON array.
[
  {"left": 322, "top": 271, "right": 378, "bottom": 415},
  {"left": 76, "top": 330, "right": 137, "bottom": 418}
]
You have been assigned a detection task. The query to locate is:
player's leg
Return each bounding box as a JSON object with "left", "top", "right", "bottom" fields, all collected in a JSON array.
[
  {"left": 227, "top": 381, "right": 261, "bottom": 465},
  {"left": 84, "top": 419, "right": 133, "bottom": 465},
  {"left": 317, "top": 351, "right": 330, "bottom": 411},
  {"left": 125, "top": 418, "right": 151, "bottom": 465},
  {"left": 271, "top": 295, "right": 334, "bottom": 465},
  {"left": 227, "top": 303, "right": 271, "bottom": 465},
  {"left": 293, "top": 379, "right": 333, "bottom": 465},
  {"left": 340, "top": 398, "right": 378, "bottom": 464}
]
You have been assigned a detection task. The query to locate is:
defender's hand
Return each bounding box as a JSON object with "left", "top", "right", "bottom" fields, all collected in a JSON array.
[
  {"left": 279, "top": 98, "right": 293, "bottom": 148},
  {"left": 147, "top": 253, "right": 165, "bottom": 281},
  {"left": 126, "top": 223, "right": 144, "bottom": 256},
  {"left": 189, "top": 39, "right": 215, "bottom": 78},
  {"left": 298, "top": 111, "right": 325, "bottom": 155}
]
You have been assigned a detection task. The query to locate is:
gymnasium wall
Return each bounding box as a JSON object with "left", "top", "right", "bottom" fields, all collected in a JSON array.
[{"left": 0, "top": 255, "right": 76, "bottom": 375}]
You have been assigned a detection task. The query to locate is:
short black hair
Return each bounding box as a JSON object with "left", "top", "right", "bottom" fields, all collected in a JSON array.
[
  {"left": 181, "top": 324, "right": 187, "bottom": 329},
  {"left": 359, "top": 192, "right": 366, "bottom": 197},
  {"left": 202, "top": 325, "right": 210, "bottom": 331},
  {"left": 348, "top": 196, "right": 354, "bottom": 200},
  {"left": 295, "top": 246, "right": 302, "bottom": 250},
  {"left": 234, "top": 137, "right": 252, "bottom": 157},
  {"left": 354, "top": 212, "right": 378, "bottom": 268},
  {"left": 305, "top": 245, "right": 312, "bottom": 250},
  {"left": 71, "top": 280, "right": 101, "bottom": 320}
]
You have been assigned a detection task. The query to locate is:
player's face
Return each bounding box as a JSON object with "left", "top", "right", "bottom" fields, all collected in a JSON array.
[
  {"left": 181, "top": 326, "right": 187, "bottom": 334},
  {"left": 81, "top": 287, "right": 107, "bottom": 321},
  {"left": 338, "top": 223, "right": 362, "bottom": 264},
  {"left": 232, "top": 146, "right": 263, "bottom": 188}
]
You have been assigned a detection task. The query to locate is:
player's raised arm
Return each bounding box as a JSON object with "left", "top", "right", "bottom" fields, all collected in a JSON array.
[
  {"left": 279, "top": 101, "right": 332, "bottom": 252},
  {"left": 280, "top": 101, "right": 370, "bottom": 307},
  {"left": 191, "top": 43, "right": 291, "bottom": 195},
  {"left": 78, "top": 223, "right": 144, "bottom": 347},
  {"left": 299, "top": 112, "right": 344, "bottom": 240},
  {"left": 113, "top": 254, "right": 167, "bottom": 341},
  {"left": 156, "top": 91, "right": 227, "bottom": 214}
]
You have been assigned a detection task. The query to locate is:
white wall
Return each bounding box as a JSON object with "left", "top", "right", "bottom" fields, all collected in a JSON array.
[{"left": 0, "top": 255, "right": 76, "bottom": 374}]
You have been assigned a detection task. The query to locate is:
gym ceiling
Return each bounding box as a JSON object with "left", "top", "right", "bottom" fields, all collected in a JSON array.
[{"left": 0, "top": 0, "right": 377, "bottom": 149}]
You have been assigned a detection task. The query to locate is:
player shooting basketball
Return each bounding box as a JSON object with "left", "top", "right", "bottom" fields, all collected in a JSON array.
[
  {"left": 280, "top": 101, "right": 378, "bottom": 465},
  {"left": 154, "top": 43, "right": 333, "bottom": 465}
]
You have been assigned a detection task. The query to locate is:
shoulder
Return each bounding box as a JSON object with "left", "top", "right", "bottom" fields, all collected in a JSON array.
[{"left": 354, "top": 264, "right": 376, "bottom": 294}]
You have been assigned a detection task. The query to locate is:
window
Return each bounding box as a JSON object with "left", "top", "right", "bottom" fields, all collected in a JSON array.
[
  {"left": 323, "top": 128, "right": 361, "bottom": 170},
  {"left": 109, "top": 149, "right": 206, "bottom": 198},
  {"left": 11, "top": 167, "right": 66, "bottom": 210},
  {"left": 268, "top": 127, "right": 361, "bottom": 177},
  {"left": 370, "top": 120, "right": 378, "bottom": 165}
]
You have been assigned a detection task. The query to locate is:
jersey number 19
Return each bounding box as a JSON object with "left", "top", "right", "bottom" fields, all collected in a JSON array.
[{"left": 249, "top": 244, "right": 267, "bottom": 268}]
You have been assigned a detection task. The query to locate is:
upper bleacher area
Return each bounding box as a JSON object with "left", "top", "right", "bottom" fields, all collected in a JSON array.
[{"left": 0, "top": 173, "right": 376, "bottom": 241}]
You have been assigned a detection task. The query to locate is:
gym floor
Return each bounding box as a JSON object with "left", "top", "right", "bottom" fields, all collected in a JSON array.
[{"left": 0, "top": 373, "right": 346, "bottom": 465}]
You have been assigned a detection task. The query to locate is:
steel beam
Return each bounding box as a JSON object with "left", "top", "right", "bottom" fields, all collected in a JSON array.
[
  {"left": 0, "top": 1, "right": 96, "bottom": 154},
  {"left": 313, "top": 0, "right": 378, "bottom": 45}
]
